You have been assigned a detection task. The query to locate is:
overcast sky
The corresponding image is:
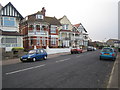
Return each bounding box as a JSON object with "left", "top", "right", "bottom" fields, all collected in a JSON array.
[{"left": 1, "top": 0, "right": 119, "bottom": 41}]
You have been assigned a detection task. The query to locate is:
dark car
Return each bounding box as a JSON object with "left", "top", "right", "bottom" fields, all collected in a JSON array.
[
  {"left": 100, "top": 47, "right": 117, "bottom": 61},
  {"left": 71, "top": 48, "right": 83, "bottom": 54},
  {"left": 20, "top": 49, "right": 47, "bottom": 62}
]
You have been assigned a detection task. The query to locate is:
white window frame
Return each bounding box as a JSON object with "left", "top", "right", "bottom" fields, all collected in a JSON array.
[
  {"left": 51, "top": 25, "right": 57, "bottom": 33},
  {"left": 62, "top": 24, "right": 69, "bottom": 30},
  {"left": 36, "top": 14, "right": 43, "bottom": 19},
  {"left": 3, "top": 17, "right": 16, "bottom": 27},
  {"left": 1, "top": 37, "right": 17, "bottom": 43},
  {"left": 51, "top": 38, "right": 56, "bottom": 45}
]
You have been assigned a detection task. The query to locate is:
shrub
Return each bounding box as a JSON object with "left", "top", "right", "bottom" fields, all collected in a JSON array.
[{"left": 12, "top": 47, "right": 24, "bottom": 51}]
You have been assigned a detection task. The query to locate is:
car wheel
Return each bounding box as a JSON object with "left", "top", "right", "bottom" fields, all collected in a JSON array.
[
  {"left": 43, "top": 56, "right": 47, "bottom": 60},
  {"left": 78, "top": 51, "right": 80, "bottom": 54},
  {"left": 100, "top": 57, "right": 102, "bottom": 60},
  {"left": 71, "top": 52, "right": 73, "bottom": 54},
  {"left": 20, "top": 60, "right": 24, "bottom": 62},
  {"left": 112, "top": 58, "right": 116, "bottom": 61},
  {"left": 33, "top": 58, "right": 36, "bottom": 62}
]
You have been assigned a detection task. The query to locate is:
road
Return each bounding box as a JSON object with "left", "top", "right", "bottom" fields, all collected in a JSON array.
[{"left": 2, "top": 50, "right": 115, "bottom": 88}]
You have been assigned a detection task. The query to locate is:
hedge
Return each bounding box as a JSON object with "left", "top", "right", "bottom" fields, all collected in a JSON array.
[{"left": 12, "top": 47, "right": 24, "bottom": 51}]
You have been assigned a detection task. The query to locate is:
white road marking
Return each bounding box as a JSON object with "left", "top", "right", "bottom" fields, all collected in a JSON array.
[
  {"left": 56, "top": 58, "right": 70, "bottom": 63},
  {"left": 6, "top": 64, "right": 46, "bottom": 75}
]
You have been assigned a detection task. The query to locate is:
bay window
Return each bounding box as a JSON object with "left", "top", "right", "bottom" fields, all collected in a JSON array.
[
  {"left": 2, "top": 17, "right": 16, "bottom": 27},
  {"left": 51, "top": 38, "right": 56, "bottom": 45},
  {"left": 1, "top": 38, "right": 17, "bottom": 43},
  {"left": 29, "top": 25, "right": 34, "bottom": 30},
  {"left": 51, "top": 25, "right": 57, "bottom": 33},
  {"left": 36, "top": 25, "right": 40, "bottom": 30}
]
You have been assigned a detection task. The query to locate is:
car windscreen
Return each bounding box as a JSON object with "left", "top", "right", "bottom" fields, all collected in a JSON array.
[
  {"left": 88, "top": 46, "right": 93, "bottom": 48},
  {"left": 28, "top": 50, "right": 36, "bottom": 54},
  {"left": 102, "top": 48, "right": 113, "bottom": 52}
]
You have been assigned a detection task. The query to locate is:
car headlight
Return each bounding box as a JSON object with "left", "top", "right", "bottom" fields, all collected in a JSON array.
[
  {"left": 20, "top": 57, "right": 23, "bottom": 59},
  {"left": 28, "top": 56, "right": 31, "bottom": 58}
]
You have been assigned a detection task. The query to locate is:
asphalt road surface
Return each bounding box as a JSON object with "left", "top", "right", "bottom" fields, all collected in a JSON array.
[{"left": 2, "top": 50, "right": 115, "bottom": 88}]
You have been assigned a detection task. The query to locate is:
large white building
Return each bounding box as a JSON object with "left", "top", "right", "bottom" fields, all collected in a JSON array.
[
  {"left": 58, "top": 15, "right": 89, "bottom": 48},
  {"left": 59, "top": 15, "right": 73, "bottom": 47},
  {"left": 73, "top": 23, "right": 89, "bottom": 47}
]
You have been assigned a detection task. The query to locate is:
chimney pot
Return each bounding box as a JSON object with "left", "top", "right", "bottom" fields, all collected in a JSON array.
[{"left": 41, "top": 7, "right": 46, "bottom": 17}]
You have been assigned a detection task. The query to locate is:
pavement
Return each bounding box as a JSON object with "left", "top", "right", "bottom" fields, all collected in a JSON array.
[
  {"left": 107, "top": 52, "right": 120, "bottom": 89},
  {"left": 1, "top": 50, "right": 87, "bottom": 65},
  {"left": 1, "top": 52, "right": 70, "bottom": 65}
]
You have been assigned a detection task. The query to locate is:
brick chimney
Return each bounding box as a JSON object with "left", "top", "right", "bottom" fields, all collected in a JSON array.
[{"left": 41, "top": 7, "right": 46, "bottom": 17}]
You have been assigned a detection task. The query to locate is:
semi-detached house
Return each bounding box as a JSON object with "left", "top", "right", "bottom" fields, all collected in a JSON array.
[
  {"left": 58, "top": 15, "right": 73, "bottom": 47},
  {"left": 20, "top": 7, "right": 61, "bottom": 50},
  {"left": 73, "top": 23, "right": 88, "bottom": 48},
  {"left": 58, "top": 15, "right": 88, "bottom": 48},
  {"left": 0, "top": 2, "right": 23, "bottom": 51}
]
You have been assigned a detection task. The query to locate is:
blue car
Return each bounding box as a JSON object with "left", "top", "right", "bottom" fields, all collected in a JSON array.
[
  {"left": 100, "top": 47, "right": 117, "bottom": 61},
  {"left": 20, "top": 49, "right": 47, "bottom": 62}
]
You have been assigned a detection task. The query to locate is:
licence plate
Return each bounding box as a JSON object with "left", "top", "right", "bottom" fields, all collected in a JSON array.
[
  {"left": 23, "top": 59, "right": 27, "bottom": 61},
  {"left": 104, "top": 54, "right": 109, "bottom": 55}
]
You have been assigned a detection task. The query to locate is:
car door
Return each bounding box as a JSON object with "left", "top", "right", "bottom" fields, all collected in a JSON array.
[
  {"left": 39, "top": 49, "right": 44, "bottom": 59},
  {"left": 35, "top": 49, "right": 41, "bottom": 60}
]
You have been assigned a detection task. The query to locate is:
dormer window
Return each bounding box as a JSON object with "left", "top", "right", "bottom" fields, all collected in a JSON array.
[{"left": 36, "top": 14, "right": 43, "bottom": 19}]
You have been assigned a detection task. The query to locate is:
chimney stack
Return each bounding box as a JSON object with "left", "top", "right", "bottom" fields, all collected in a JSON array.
[{"left": 41, "top": 7, "right": 46, "bottom": 17}]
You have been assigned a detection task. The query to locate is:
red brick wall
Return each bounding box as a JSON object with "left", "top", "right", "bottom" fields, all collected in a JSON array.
[
  {"left": 19, "top": 24, "right": 28, "bottom": 35},
  {"left": 23, "top": 39, "right": 29, "bottom": 50}
]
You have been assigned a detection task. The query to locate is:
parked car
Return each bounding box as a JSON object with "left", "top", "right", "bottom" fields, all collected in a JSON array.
[
  {"left": 87, "top": 46, "right": 94, "bottom": 51},
  {"left": 71, "top": 47, "right": 83, "bottom": 54},
  {"left": 93, "top": 47, "right": 97, "bottom": 51},
  {"left": 20, "top": 49, "right": 47, "bottom": 62},
  {"left": 99, "top": 47, "right": 117, "bottom": 61}
]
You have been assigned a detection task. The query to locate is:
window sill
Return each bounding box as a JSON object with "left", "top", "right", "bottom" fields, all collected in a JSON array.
[{"left": 2, "top": 26, "right": 18, "bottom": 28}]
